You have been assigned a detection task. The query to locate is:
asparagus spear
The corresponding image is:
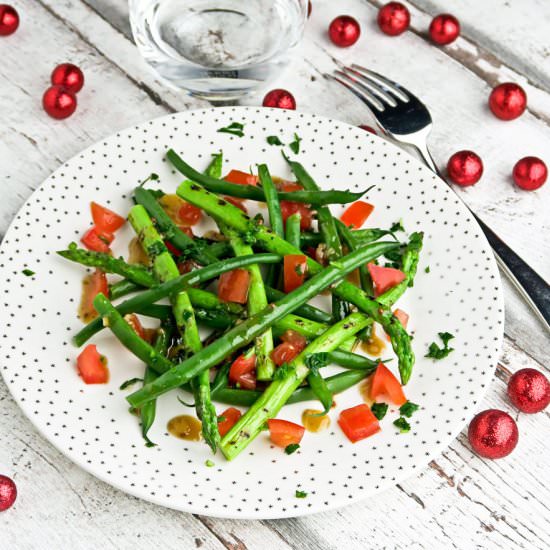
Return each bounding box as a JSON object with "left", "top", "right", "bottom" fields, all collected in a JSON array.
[
  {"left": 166, "top": 149, "right": 366, "bottom": 205},
  {"left": 176, "top": 179, "right": 415, "bottom": 384},
  {"left": 73, "top": 253, "right": 281, "bottom": 346},
  {"left": 220, "top": 313, "right": 371, "bottom": 460},
  {"left": 125, "top": 240, "right": 399, "bottom": 409},
  {"left": 222, "top": 225, "right": 276, "bottom": 381},
  {"left": 128, "top": 204, "right": 219, "bottom": 452}
]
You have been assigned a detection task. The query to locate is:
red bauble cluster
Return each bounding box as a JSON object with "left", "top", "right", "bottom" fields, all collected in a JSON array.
[
  {"left": 468, "top": 409, "right": 518, "bottom": 459},
  {"left": 447, "top": 150, "right": 483, "bottom": 186},
  {"left": 512, "top": 157, "right": 547, "bottom": 191},
  {"left": 43, "top": 63, "right": 84, "bottom": 119},
  {"left": 508, "top": 369, "right": 550, "bottom": 413},
  {"left": 0, "top": 475, "right": 17, "bottom": 512},
  {"left": 489, "top": 82, "right": 527, "bottom": 120},
  {"left": 262, "top": 89, "right": 296, "bottom": 110},
  {"left": 429, "top": 14, "right": 460, "bottom": 45},
  {"left": 377, "top": 2, "right": 410, "bottom": 36},
  {"left": 328, "top": 15, "right": 361, "bottom": 47},
  {"left": 0, "top": 4, "right": 19, "bottom": 36}
]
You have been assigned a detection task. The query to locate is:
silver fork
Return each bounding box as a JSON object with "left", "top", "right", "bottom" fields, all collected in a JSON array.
[{"left": 328, "top": 64, "right": 550, "bottom": 333}]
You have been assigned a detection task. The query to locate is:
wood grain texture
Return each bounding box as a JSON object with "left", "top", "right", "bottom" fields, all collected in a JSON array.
[{"left": 0, "top": 0, "right": 549, "bottom": 548}]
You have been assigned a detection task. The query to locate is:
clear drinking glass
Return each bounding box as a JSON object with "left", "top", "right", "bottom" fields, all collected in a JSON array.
[{"left": 129, "top": 0, "right": 308, "bottom": 101}]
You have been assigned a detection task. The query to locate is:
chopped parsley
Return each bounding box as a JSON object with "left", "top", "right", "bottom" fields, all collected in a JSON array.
[
  {"left": 295, "top": 263, "right": 304, "bottom": 276},
  {"left": 267, "top": 135, "right": 284, "bottom": 146},
  {"left": 390, "top": 219, "right": 405, "bottom": 232},
  {"left": 217, "top": 122, "right": 245, "bottom": 137},
  {"left": 393, "top": 417, "right": 411, "bottom": 433},
  {"left": 426, "top": 332, "right": 455, "bottom": 360},
  {"left": 289, "top": 133, "right": 302, "bottom": 154},
  {"left": 399, "top": 401, "right": 420, "bottom": 418},
  {"left": 217, "top": 415, "right": 227, "bottom": 424},
  {"left": 274, "top": 362, "right": 296, "bottom": 380},
  {"left": 285, "top": 443, "right": 300, "bottom": 455},
  {"left": 424, "top": 266, "right": 430, "bottom": 273},
  {"left": 119, "top": 377, "right": 143, "bottom": 390},
  {"left": 305, "top": 352, "right": 329, "bottom": 373},
  {"left": 370, "top": 402, "right": 388, "bottom": 420},
  {"left": 22, "top": 269, "right": 35, "bottom": 277},
  {"left": 295, "top": 489, "right": 308, "bottom": 498},
  {"left": 205, "top": 459, "right": 215, "bottom": 467}
]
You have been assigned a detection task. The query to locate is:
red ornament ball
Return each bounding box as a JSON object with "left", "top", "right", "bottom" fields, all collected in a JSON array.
[
  {"left": 512, "top": 156, "right": 547, "bottom": 191},
  {"left": 328, "top": 15, "right": 361, "bottom": 48},
  {"left": 447, "top": 150, "right": 483, "bottom": 186},
  {"left": 262, "top": 89, "right": 296, "bottom": 110},
  {"left": 42, "top": 85, "right": 77, "bottom": 120},
  {"left": 51, "top": 63, "right": 85, "bottom": 94},
  {"left": 0, "top": 4, "right": 19, "bottom": 36},
  {"left": 468, "top": 409, "right": 518, "bottom": 459},
  {"left": 489, "top": 82, "right": 527, "bottom": 121},
  {"left": 377, "top": 2, "right": 410, "bottom": 36},
  {"left": 429, "top": 14, "right": 460, "bottom": 45},
  {"left": 359, "top": 125, "right": 377, "bottom": 134},
  {"left": 508, "top": 369, "right": 550, "bottom": 413},
  {"left": 0, "top": 475, "right": 17, "bottom": 511}
]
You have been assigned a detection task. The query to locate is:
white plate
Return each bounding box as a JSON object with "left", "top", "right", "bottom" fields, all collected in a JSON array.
[{"left": 0, "top": 107, "right": 503, "bottom": 519}]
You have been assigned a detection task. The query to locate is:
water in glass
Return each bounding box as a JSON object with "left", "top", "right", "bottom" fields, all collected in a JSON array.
[{"left": 129, "top": 0, "right": 307, "bottom": 100}]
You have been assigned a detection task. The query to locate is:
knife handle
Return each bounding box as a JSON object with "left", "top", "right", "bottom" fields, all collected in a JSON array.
[{"left": 473, "top": 214, "right": 550, "bottom": 332}]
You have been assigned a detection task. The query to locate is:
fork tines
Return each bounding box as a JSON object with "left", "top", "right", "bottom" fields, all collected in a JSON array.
[{"left": 327, "top": 64, "right": 409, "bottom": 112}]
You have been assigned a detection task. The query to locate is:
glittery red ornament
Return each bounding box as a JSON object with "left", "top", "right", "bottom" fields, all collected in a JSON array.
[
  {"left": 468, "top": 409, "right": 518, "bottom": 459},
  {"left": 0, "top": 4, "right": 19, "bottom": 36},
  {"left": 508, "top": 369, "right": 550, "bottom": 413},
  {"left": 42, "top": 85, "right": 77, "bottom": 119},
  {"left": 51, "top": 63, "right": 85, "bottom": 94},
  {"left": 447, "top": 150, "right": 483, "bottom": 186},
  {"left": 429, "top": 14, "right": 460, "bottom": 45},
  {"left": 328, "top": 15, "right": 361, "bottom": 48},
  {"left": 489, "top": 82, "right": 527, "bottom": 121},
  {"left": 512, "top": 156, "right": 547, "bottom": 191},
  {"left": 0, "top": 475, "right": 17, "bottom": 511},
  {"left": 262, "top": 89, "right": 296, "bottom": 110},
  {"left": 377, "top": 2, "right": 410, "bottom": 36},
  {"left": 359, "top": 125, "right": 377, "bottom": 134}
]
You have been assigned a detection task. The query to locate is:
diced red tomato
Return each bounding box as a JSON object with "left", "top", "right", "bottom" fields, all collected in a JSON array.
[
  {"left": 218, "top": 269, "right": 250, "bottom": 303},
  {"left": 393, "top": 308, "right": 409, "bottom": 329},
  {"left": 280, "top": 330, "right": 307, "bottom": 352},
  {"left": 79, "top": 269, "right": 108, "bottom": 322},
  {"left": 124, "top": 313, "right": 146, "bottom": 339},
  {"left": 367, "top": 263, "right": 406, "bottom": 296},
  {"left": 284, "top": 254, "right": 308, "bottom": 293},
  {"left": 218, "top": 407, "right": 242, "bottom": 437},
  {"left": 229, "top": 353, "right": 257, "bottom": 390},
  {"left": 178, "top": 202, "right": 202, "bottom": 226},
  {"left": 278, "top": 181, "right": 303, "bottom": 193},
  {"left": 91, "top": 202, "right": 126, "bottom": 233},
  {"left": 76, "top": 344, "right": 109, "bottom": 384},
  {"left": 224, "top": 170, "right": 258, "bottom": 186},
  {"left": 81, "top": 226, "right": 114, "bottom": 253},
  {"left": 338, "top": 404, "right": 381, "bottom": 443},
  {"left": 268, "top": 419, "right": 305, "bottom": 448},
  {"left": 340, "top": 201, "right": 374, "bottom": 228},
  {"left": 224, "top": 196, "right": 248, "bottom": 213},
  {"left": 178, "top": 259, "right": 199, "bottom": 275},
  {"left": 271, "top": 342, "right": 301, "bottom": 366},
  {"left": 370, "top": 363, "right": 407, "bottom": 406},
  {"left": 179, "top": 226, "right": 195, "bottom": 239},
  {"left": 280, "top": 201, "right": 313, "bottom": 230}
]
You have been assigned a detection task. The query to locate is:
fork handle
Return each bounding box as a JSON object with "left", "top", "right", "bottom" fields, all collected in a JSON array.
[{"left": 414, "top": 142, "right": 550, "bottom": 333}]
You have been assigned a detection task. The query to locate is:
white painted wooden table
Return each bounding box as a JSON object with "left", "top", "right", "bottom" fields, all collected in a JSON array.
[{"left": 1, "top": 1, "right": 549, "bottom": 548}]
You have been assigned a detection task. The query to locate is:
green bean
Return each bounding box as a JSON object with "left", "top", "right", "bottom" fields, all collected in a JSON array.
[
  {"left": 285, "top": 213, "right": 301, "bottom": 249},
  {"left": 166, "top": 149, "right": 366, "bottom": 205}
]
